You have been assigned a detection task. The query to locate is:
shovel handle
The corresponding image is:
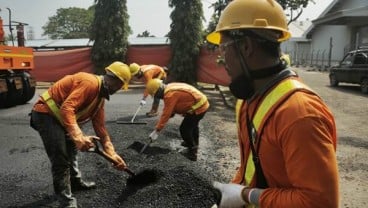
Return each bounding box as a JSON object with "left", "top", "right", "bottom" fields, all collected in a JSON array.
[
  {"left": 89, "top": 139, "right": 135, "bottom": 176},
  {"left": 131, "top": 105, "right": 142, "bottom": 123}
]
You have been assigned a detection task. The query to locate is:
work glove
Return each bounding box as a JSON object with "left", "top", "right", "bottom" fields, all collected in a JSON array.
[
  {"left": 100, "top": 136, "right": 116, "bottom": 156},
  {"left": 140, "top": 99, "right": 146, "bottom": 106},
  {"left": 68, "top": 124, "right": 99, "bottom": 151},
  {"left": 213, "top": 181, "right": 247, "bottom": 208},
  {"left": 100, "top": 136, "right": 127, "bottom": 170},
  {"left": 112, "top": 154, "right": 127, "bottom": 171},
  {"left": 149, "top": 129, "right": 159, "bottom": 141}
]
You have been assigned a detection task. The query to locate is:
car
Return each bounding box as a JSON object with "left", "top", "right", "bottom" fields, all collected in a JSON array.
[{"left": 329, "top": 47, "right": 368, "bottom": 94}]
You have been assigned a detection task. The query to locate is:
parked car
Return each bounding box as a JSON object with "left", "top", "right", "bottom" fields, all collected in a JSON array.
[{"left": 329, "top": 48, "right": 368, "bottom": 94}]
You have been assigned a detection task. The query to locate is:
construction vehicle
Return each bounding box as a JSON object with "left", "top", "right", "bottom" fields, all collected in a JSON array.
[{"left": 0, "top": 8, "right": 35, "bottom": 108}]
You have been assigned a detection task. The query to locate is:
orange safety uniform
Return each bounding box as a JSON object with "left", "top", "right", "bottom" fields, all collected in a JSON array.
[
  {"left": 155, "top": 83, "right": 209, "bottom": 131},
  {"left": 33, "top": 72, "right": 108, "bottom": 138},
  {"left": 232, "top": 77, "right": 339, "bottom": 207},
  {"left": 141, "top": 65, "right": 167, "bottom": 98}
]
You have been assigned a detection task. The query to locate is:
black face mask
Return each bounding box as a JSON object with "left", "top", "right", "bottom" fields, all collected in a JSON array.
[
  {"left": 154, "top": 85, "right": 165, "bottom": 99},
  {"left": 229, "top": 61, "right": 286, "bottom": 100},
  {"left": 100, "top": 77, "right": 110, "bottom": 100},
  {"left": 229, "top": 73, "right": 255, "bottom": 100}
]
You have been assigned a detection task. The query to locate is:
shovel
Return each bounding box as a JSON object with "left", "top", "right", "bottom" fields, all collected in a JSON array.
[
  {"left": 139, "top": 138, "right": 153, "bottom": 154},
  {"left": 116, "top": 105, "right": 147, "bottom": 125},
  {"left": 88, "top": 139, "right": 135, "bottom": 176},
  {"left": 88, "top": 139, "right": 160, "bottom": 186}
]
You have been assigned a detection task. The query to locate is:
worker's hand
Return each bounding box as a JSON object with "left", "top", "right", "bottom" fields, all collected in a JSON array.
[
  {"left": 213, "top": 181, "right": 247, "bottom": 208},
  {"left": 149, "top": 129, "right": 159, "bottom": 141},
  {"left": 112, "top": 154, "right": 127, "bottom": 171},
  {"left": 140, "top": 99, "right": 146, "bottom": 106},
  {"left": 100, "top": 136, "right": 116, "bottom": 156},
  {"left": 75, "top": 135, "right": 100, "bottom": 152}
]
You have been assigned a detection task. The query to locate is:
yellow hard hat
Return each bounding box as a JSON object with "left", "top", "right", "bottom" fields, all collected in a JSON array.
[
  {"left": 281, "top": 53, "right": 291, "bottom": 66},
  {"left": 105, "top": 61, "right": 131, "bottom": 90},
  {"left": 206, "top": 0, "right": 291, "bottom": 45},
  {"left": 146, "top": 78, "right": 163, "bottom": 96},
  {"left": 129, "top": 63, "right": 140, "bottom": 76}
]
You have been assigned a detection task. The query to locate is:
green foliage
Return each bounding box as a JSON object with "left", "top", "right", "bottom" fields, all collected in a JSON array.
[
  {"left": 168, "top": 0, "right": 204, "bottom": 85},
  {"left": 205, "top": 0, "right": 311, "bottom": 36},
  {"left": 90, "top": 0, "right": 131, "bottom": 74},
  {"left": 42, "top": 7, "right": 93, "bottom": 39},
  {"left": 205, "top": 0, "right": 231, "bottom": 49},
  {"left": 278, "top": 0, "right": 311, "bottom": 24},
  {"left": 137, "top": 30, "right": 155, "bottom": 37},
  {"left": 205, "top": 0, "right": 231, "bottom": 35},
  {"left": 277, "top": 0, "right": 309, "bottom": 10}
]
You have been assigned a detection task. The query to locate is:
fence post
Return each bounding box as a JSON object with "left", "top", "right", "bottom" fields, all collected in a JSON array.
[
  {"left": 316, "top": 50, "right": 320, "bottom": 67},
  {"left": 310, "top": 50, "right": 314, "bottom": 66},
  {"left": 328, "top": 37, "right": 333, "bottom": 67},
  {"left": 321, "top": 50, "right": 326, "bottom": 71}
]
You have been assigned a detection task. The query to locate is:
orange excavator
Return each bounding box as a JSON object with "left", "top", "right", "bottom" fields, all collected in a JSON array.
[{"left": 0, "top": 8, "right": 35, "bottom": 108}]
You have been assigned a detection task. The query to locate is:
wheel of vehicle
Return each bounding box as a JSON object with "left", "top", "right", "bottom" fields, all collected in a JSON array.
[
  {"left": 20, "top": 72, "right": 36, "bottom": 104},
  {"left": 329, "top": 74, "right": 339, "bottom": 87},
  {"left": 361, "top": 78, "right": 368, "bottom": 94},
  {"left": 0, "top": 78, "right": 8, "bottom": 108},
  {"left": 3, "top": 76, "right": 23, "bottom": 107}
]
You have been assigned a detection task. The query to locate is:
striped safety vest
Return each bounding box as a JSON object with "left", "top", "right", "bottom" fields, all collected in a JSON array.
[
  {"left": 236, "top": 78, "right": 313, "bottom": 187},
  {"left": 142, "top": 65, "right": 166, "bottom": 80},
  {"left": 164, "top": 83, "right": 208, "bottom": 114},
  {"left": 41, "top": 76, "right": 104, "bottom": 125}
]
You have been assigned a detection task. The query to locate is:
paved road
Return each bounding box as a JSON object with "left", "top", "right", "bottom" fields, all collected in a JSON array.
[{"left": 0, "top": 69, "right": 367, "bottom": 207}]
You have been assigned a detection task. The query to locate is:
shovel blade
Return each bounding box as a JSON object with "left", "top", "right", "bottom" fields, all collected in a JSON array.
[{"left": 139, "top": 140, "right": 152, "bottom": 154}]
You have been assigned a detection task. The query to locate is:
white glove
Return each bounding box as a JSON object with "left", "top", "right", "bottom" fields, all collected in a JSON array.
[
  {"left": 149, "top": 130, "right": 159, "bottom": 141},
  {"left": 213, "top": 181, "right": 247, "bottom": 208},
  {"left": 140, "top": 99, "right": 146, "bottom": 106}
]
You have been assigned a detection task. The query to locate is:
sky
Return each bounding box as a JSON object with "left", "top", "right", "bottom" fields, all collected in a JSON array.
[{"left": 0, "top": 0, "right": 333, "bottom": 40}]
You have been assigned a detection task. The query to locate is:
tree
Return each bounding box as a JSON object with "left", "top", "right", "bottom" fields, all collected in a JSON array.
[
  {"left": 137, "top": 30, "right": 155, "bottom": 37},
  {"left": 205, "top": 0, "right": 231, "bottom": 36},
  {"left": 278, "top": 0, "right": 313, "bottom": 24},
  {"left": 206, "top": 0, "right": 312, "bottom": 31},
  {"left": 90, "top": 0, "right": 131, "bottom": 74},
  {"left": 42, "top": 7, "right": 93, "bottom": 39},
  {"left": 168, "top": 0, "right": 204, "bottom": 85}
]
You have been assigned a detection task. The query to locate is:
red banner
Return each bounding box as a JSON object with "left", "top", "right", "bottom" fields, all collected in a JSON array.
[{"left": 31, "top": 46, "right": 230, "bottom": 86}]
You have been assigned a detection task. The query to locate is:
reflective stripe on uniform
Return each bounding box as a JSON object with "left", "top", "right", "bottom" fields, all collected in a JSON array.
[
  {"left": 41, "top": 91, "right": 63, "bottom": 123},
  {"left": 188, "top": 96, "right": 207, "bottom": 113},
  {"left": 41, "top": 76, "right": 103, "bottom": 125},
  {"left": 236, "top": 79, "right": 311, "bottom": 186},
  {"left": 164, "top": 83, "right": 207, "bottom": 114}
]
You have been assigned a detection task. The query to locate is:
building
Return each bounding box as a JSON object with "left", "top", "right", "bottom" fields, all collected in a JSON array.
[{"left": 289, "top": 0, "right": 368, "bottom": 69}]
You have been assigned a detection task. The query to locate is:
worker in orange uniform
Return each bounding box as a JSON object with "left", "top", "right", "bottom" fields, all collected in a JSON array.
[
  {"left": 145, "top": 78, "right": 209, "bottom": 161},
  {"left": 207, "top": 0, "right": 339, "bottom": 207},
  {"left": 129, "top": 63, "right": 168, "bottom": 117},
  {"left": 30, "top": 61, "right": 132, "bottom": 208}
]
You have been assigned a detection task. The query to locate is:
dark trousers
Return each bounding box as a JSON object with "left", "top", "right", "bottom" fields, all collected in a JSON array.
[
  {"left": 179, "top": 111, "right": 206, "bottom": 148},
  {"left": 31, "top": 111, "right": 81, "bottom": 207}
]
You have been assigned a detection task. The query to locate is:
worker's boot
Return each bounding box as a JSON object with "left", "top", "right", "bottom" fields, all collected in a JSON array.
[
  {"left": 54, "top": 176, "right": 78, "bottom": 208},
  {"left": 71, "top": 178, "right": 96, "bottom": 192},
  {"left": 180, "top": 146, "right": 198, "bottom": 161},
  {"left": 181, "top": 141, "right": 189, "bottom": 147},
  {"left": 146, "top": 104, "right": 159, "bottom": 117}
]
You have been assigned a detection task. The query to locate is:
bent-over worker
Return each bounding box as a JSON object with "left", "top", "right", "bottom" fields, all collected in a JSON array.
[
  {"left": 30, "top": 61, "right": 132, "bottom": 208},
  {"left": 129, "top": 63, "right": 168, "bottom": 117},
  {"left": 207, "top": 0, "right": 339, "bottom": 207},
  {"left": 145, "top": 78, "right": 209, "bottom": 161}
]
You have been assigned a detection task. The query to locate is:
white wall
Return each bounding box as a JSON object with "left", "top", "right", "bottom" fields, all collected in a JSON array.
[{"left": 311, "top": 25, "right": 351, "bottom": 62}]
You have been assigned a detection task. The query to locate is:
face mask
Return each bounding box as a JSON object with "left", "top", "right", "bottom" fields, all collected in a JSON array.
[
  {"left": 229, "top": 73, "right": 255, "bottom": 99},
  {"left": 154, "top": 85, "right": 165, "bottom": 99}
]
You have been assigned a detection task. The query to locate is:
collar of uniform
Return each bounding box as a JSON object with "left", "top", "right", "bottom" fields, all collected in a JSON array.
[{"left": 100, "top": 76, "right": 110, "bottom": 100}]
